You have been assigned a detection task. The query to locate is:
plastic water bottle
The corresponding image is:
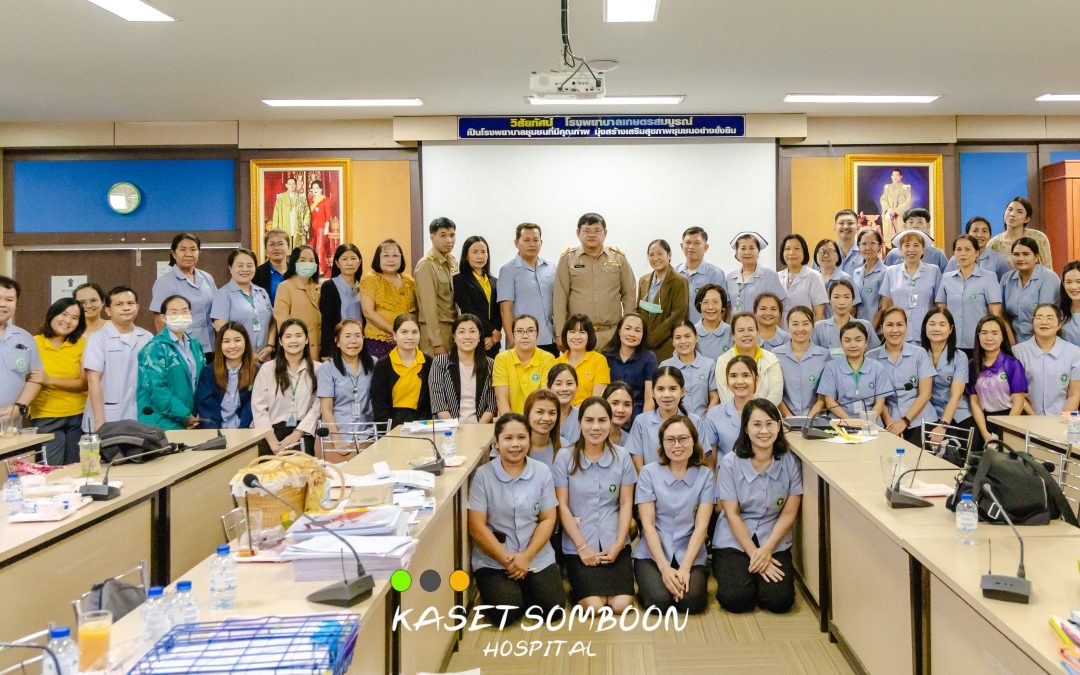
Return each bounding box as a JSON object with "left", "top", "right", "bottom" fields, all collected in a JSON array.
[
  {"left": 169, "top": 580, "right": 199, "bottom": 626},
  {"left": 1068, "top": 412, "right": 1080, "bottom": 445},
  {"left": 890, "top": 448, "right": 906, "bottom": 487},
  {"left": 42, "top": 626, "right": 78, "bottom": 675},
  {"left": 3, "top": 473, "right": 22, "bottom": 517},
  {"left": 956, "top": 494, "right": 978, "bottom": 546},
  {"left": 442, "top": 430, "right": 457, "bottom": 459},
  {"left": 140, "top": 586, "right": 171, "bottom": 647},
  {"left": 210, "top": 545, "right": 237, "bottom": 610}
]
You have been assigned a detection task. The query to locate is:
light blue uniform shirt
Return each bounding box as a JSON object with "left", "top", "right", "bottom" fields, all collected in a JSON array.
[
  {"left": 726, "top": 267, "right": 786, "bottom": 316},
  {"left": 1013, "top": 338, "right": 1080, "bottom": 415},
  {"left": 1064, "top": 313, "right": 1080, "bottom": 348},
  {"left": 935, "top": 266, "right": 1003, "bottom": 350},
  {"left": 468, "top": 458, "right": 557, "bottom": 572},
  {"left": 867, "top": 343, "right": 938, "bottom": 427},
  {"left": 221, "top": 366, "right": 241, "bottom": 429},
  {"left": 151, "top": 266, "right": 216, "bottom": 352},
  {"left": 713, "top": 451, "right": 803, "bottom": 552},
  {"left": 820, "top": 268, "right": 853, "bottom": 319},
  {"left": 699, "top": 400, "right": 741, "bottom": 457},
  {"left": 779, "top": 267, "right": 828, "bottom": 317},
  {"left": 332, "top": 276, "right": 363, "bottom": 321},
  {"left": 529, "top": 443, "right": 556, "bottom": 468},
  {"left": 168, "top": 330, "right": 199, "bottom": 390},
  {"left": 625, "top": 410, "right": 703, "bottom": 466},
  {"left": 552, "top": 445, "right": 637, "bottom": 556},
  {"left": 852, "top": 260, "right": 887, "bottom": 324},
  {"left": 837, "top": 245, "right": 864, "bottom": 278},
  {"left": 210, "top": 280, "right": 274, "bottom": 351},
  {"left": 758, "top": 327, "right": 791, "bottom": 351},
  {"left": 659, "top": 354, "right": 717, "bottom": 419},
  {"left": 634, "top": 463, "right": 715, "bottom": 566},
  {"left": 676, "top": 260, "right": 726, "bottom": 324},
  {"left": 879, "top": 263, "right": 941, "bottom": 342},
  {"left": 316, "top": 359, "right": 374, "bottom": 424},
  {"left": 1001, "top": 265, "right": 1060, "bottom": 344},
  {"left": 811, "top": 318, "right": 880, "bottom": 356},
  {"left": 81, "top": 322, "right": 154, "bottom": 429},
  {"left": 817, "top": 356, "right": 891, "bottom": 417},
  {"left": 944, "top": 249, "right": 1011, "bottom": 281},
  {"left": 559, "top": 406, "right": 580, "bottom": 446},
  {"left": 0, "top": 323, "right": 41, "bottom": 408},
  {"left": 929, "top": 348, "right": 971, "bottom": 423},
  {"left": 772, "top": 343, "right": 830, "bottom": 416},
  {"left": 695, "top": 321, "right": 732, "bottom": 361},
  {"left": 885, "top": 245, "right": 948, "bottom": 273},
  {"left": 496, "top": 255, "right": 557, "bottom": 346}
]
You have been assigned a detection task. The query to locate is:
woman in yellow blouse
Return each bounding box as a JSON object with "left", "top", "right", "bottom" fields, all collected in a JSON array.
[
  {"left": 273, "top": 245, "right": 323, "bottom": 360},
  {"left": 555, "top": 313, "right": 611, "bottom": 405},
  {"left": 31, "top": 298, "right": 88, "bottom": 465},
  {"left": 361, "top": 238, "right": 418, "bottom": 360}
]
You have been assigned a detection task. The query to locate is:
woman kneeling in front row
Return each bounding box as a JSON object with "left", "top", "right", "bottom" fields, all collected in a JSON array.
[
  {"left": 634, "top": 415, "right": 714, "bottom": 614},
  {"left": 468, "top": 413, "right": 567, "bottom": 625},
  {"left": 713, "top": 398, "right": 802, "bottom": 614}
]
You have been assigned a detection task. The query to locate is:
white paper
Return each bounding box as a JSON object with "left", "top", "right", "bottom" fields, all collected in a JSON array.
[
  {"left": 50, "top": 275, "right": 87, "bottom": 304},
  {"left": 156, "top": 260, "right": 171, "bottom": 278}
]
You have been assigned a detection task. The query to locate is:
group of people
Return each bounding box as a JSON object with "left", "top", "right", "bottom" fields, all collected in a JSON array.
[{"left": 0, "top": 197, "right": 1076, "bottom": 617}]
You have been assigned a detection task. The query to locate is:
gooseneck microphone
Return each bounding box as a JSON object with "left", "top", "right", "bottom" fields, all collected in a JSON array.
[
  {"left": 79, "top": 445, "right": 181, "bottom": 500},
  {"left": 317, "top": 424, "right": 445, "bottom": 475},
  {"left": 242, "top": 473, "right": 374, "bottom": 606},
  {"left": 141, "top": 407, "right": 227, "bottom": 451},
  {"left": 979, "top": 483, "right": 1031, "bottom": 604},
  {"left": 825, "top": 382, "right": 915, "bottom": 419},
  {"left": 884, "top": 466, "right": 963, "bottom": 508}
]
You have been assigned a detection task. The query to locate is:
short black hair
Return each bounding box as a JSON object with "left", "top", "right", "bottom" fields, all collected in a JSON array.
[
  {"left": 429, "top": 216, "right": 456, "bottom": 234},
  {"left": 562, "top": 313, "right": 597, "bottom": 351},
  {"left": 813, "top": 238, "right": 842, "bottom": 264},
  {"left": 839, "top": 320, "right": 869, "bottom": 340},
  {"left": 1008, "top": 196, "right": 1033, "bottom": 218},
  {"left": 73, "top": 282, "right": 106, "bottom": 303},
  {"left": 733, "top": 399, "right": 790, "bottom": 459},
  {"left": 331, "top": 243, "right": 364, "bottom": 279},
  {"left": 106, "top": 285, "right": 138, "bottom": 306},
  {"left": 40, "top": 297, "right": 86, "bottom": 344},
  {"left": 694, "top": 283, "right": 730, "bottom": 321},
  {"left": 577, "top": 213, "right": 606, "bottom": 230},
  {"left": 284, "top": 245, "right": 321, "bottom": 281},
  {"left": 161, "top": 294, "right": 192, "bottom": 313},
  {"left": 903, "top": 207, "right": 931, "bottom": 223},
  {"left": 460, "top": 236, "right": 491, "bottom": 276},
  {"left": 834, "top": 209, "right": 858, "bottom": 222},
  {"left": 168, "top": 232, "right": 202, "bottom": 267},
  {"left": 515, "top": 223, "right": 542, "bottom": 239},
  {"left": 0, "top": 276, "right": 20, "bottom": 299},
  {"left": 964, "top": 216, "right": 991, "bottom": 234},
  {"left": 227, "top": 248, "right": 258, "bottom": 270},
  {"left": 372, "top": 239, "right": 406, "bottom": 274},
  {"left": 780, "top": 233, "right": 810, "bottom": 266},
  {"left": 1011, "top": 236, "right": 1040, "bottom": 257},
  {"left": 681, "top": 226, "right": 708, "bottom": 241},
  {"left": 891, "top": 168, "right": 904, "bottom": 176}
]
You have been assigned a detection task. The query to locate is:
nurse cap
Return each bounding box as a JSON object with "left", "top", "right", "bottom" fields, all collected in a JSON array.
[
  {"left": 890, "top": 228, "right": 934, "bottom": 249},
  {"left": 729, "top": 231, "right": 768, "bottom": 251}
]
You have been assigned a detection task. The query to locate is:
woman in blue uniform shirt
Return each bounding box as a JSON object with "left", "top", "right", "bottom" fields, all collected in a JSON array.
[
  {"left": 878, "top": 230, "right": 941, "bottom": 343},
  {"left": 713, "top": 398, "right": 802, "bottom": 614},
  {"left": 726, "top": 232, "right": 786, "bottom": 316},
  {"left": 1001, "top": 237, "right": 1059, "bottom": 345},
  {"left": 634, "top": 415, "right": 714, "bottom": 614},
  {"left": 867, "top": 307, "right": 937, "bottom": 445},
  {"left": 812, "top": 280, "right": 880, "bottom": 355},
  {"left": 626, "top": 366, "right": 703, "bottom": 471},
  {"left": 944, "top": 217, "right": 1011, "bottom": 281},
  {"left": 773, "top": 306, "right": 829, "bottom": 418},
  {"left": 851, "top": 228, "right": 886, "bottom": 328},
  {"left": 211, "top": 248, "right": 276, "bottom": 363},
  {"left": 812, "top": 239, "right": 852, "bottom": 319},
  {"left": 195, "top": 322, "right": 255, "bottom": 429},
  {"left": 524, "top": 388, "right": 561, "bottom": 467},
  {"left": 546, "top": 363, "right": 580, "bottom": 445},
  {"left": 817, "top": 321, "right": 890, "bottom": 423},
  {"left": 317, "top": 319, "right": 374, "bottom": 453},
  {"left": 468, "top": 412, "right": 566, "bottom": 625},
  {"left": 693, "top": 284, "right": 733, "bottom": 361},
  {"left": 1058, "top": 261, "right": 1080, "bottom": 347},
  {"left": 1012, "top": 304, "right": 1080, "bottom": 416},
  {"left": 700, "top": 356, "right": 758, "bottom": 459},
  {"left": 659, "top": 319, "right": 718, "bottom": 419},
  {"left": 552, "top": 397, "right": 637, "bottom": 613},
  {"left": 920, "top": 307, "right": 973, "bottom": 453},
  {"left": 754, "top": 293, "right": 790, "bottom": 351},
  {"left": 935, "top": 235, "right": 1002, "bottom": 356}
]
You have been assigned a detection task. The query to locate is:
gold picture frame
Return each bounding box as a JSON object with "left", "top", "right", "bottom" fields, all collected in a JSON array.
[
  {"left": 250, "top": 158, "right": 352, "bottom": 277},
  {"left": 845, "top": 153, "right": 944, "bottom": 247}
]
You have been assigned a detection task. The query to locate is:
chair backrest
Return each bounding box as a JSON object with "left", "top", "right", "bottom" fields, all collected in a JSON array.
[
  {"left": 1, "top": 447, "right": 48, "bottom": 476},
  {"left": 1056, "top": 448, "right": 1080, "bottom": 519},
  {"left": 0, "top": 625, "right": 53, "bottom": 675},
  {"left": 314, "top": 420, "right": 391, "bottom": 460},
  {"left": 920, "top": 422, "right": 974, "bottom": 468},
  {"left": 72, "top": 560, "right": 149, "bottom": 626}
]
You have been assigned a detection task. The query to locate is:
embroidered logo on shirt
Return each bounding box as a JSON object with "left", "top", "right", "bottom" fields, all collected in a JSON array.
[
  {"left": 969, "top": 293, "right": 979, "bottom": 301},
  {"left": 531, "top": 373, "right": 540, "bottom": 382},
  {"left": 775, "top": 497, "right": 786, "bottom": 508},
  {"left": 1062, "top": 373, "right": 1069, "bottom": 383},
  {"left": 869, "top": 382, "right": 876, "bottom": 389},
  {"left": 908, "top": 375, "right": 917, "bottom": 384},
  {"left": 532, "top": 500, "right": 541, "bottom": 513},
  {"left": 809, "top": 375, "right": 817, "bottom": 383},
  {"left": 999, "top": 372, "right": 1008, "bottom": 381},
  {"left": 608, "top": 483, "right": 617, "bottom": 493},
  {"left": 14, "top": 357, "right": 26, "bottom": 370}
]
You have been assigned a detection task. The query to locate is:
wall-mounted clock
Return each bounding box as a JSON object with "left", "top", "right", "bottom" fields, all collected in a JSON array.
[{"left": 107, "top": 182, "right": 141, "bottom": 214}]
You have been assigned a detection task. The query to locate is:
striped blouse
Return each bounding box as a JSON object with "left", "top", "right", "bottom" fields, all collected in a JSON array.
[{"left": 427, "top": 352, "right": 497, "bottom": 420}]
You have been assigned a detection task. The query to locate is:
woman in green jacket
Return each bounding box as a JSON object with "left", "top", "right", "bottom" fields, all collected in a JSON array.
[{"left": 137, "top": 294, "right": 206, "bottom": 430}]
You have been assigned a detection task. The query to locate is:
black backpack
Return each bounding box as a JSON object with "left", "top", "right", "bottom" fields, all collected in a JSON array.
[
  {"left": 946, "top": 439, "right": 1079, "bottom": 526},
  {"left": 97, "top": 420, "right": 179, "bottom": 464}
]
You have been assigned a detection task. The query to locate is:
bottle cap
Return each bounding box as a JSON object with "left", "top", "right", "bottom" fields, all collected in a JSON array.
[
  {"left": 7, "top": 473, "right": 17, "bottom": 479},
  {"left": 177, "top": 580, "right": 192, "bottom": 592},
  {"left": 895, "top": 448, "right": 905, "bottom": 454},
  {"left": 960, "top": 494, "right": 974, "bottom": 501},
  {"left": 49, "top": 627, "right": 71, "bottom": 639},
  {"left": 147, "top": 586, "right": 163, "bottom": 597},
  {"left": 216, "top": 544, "right": 231, "bottom": 555},
  {"left": 445, "top": 430, "right": 452, "bottom": 437}
]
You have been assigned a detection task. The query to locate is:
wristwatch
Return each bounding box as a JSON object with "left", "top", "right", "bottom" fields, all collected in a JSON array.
[
  {"left": 15, "top": 403, "right": 28, "bottom": 417},
  {"left": 901, "top": 415, "right": 911, "bottom": 427}
]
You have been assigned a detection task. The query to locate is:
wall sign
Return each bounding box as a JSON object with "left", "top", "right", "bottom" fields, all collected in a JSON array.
[{"left": 458, "top": 115, "right": 745, "bottom": 139}]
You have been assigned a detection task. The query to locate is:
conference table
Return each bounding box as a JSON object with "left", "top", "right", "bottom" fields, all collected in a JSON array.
[
  {"left": 0, "top": 428, "right": 267, "bottom": 662},
  {"left": 104, "top": 424, "right": 492, "bottom": 675},
  {"left": 0, "top": 431, "right": 54, "bottom": 462},
  {"left": 791, "top": 424, "right": 1080, "bottom": 674}
]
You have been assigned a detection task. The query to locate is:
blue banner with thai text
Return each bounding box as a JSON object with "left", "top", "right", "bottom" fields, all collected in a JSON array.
[{"left": 457, "top": 115, "right": 745, "bottom": 139}]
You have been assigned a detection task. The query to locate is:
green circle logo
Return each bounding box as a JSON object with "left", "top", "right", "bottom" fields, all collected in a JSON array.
[
  {"left": 999, "top": 372, "right": 1008, "bottom": 381},
  {"left": 869, "top": 382, "right": 876, "bottom": 389},
  {"left": 532, "top": 500, "right": 540, "bottom": 513},
  {"left": 1062, "top": 373, "right": 1069, "bottom": 383},
  {"left": 14, "top": 358, "right": 26, "bottom": 370},
  {"left": 775, "top": 497, "right": 786, "bottom": 508},
  {"left": 531, "top": 373, "right": 540, "bottom": 382},
  {"left": 969, "top": 293, "right": 978, "bottom": 301},
  {"left": 909, "top": 376, "right": 917, "bottom": 384},
  {"left": 608, "top": 483, "right": 617, "bottom": 493}
]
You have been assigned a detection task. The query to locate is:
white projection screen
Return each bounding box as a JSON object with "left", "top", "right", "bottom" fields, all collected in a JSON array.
[{"left": 420, "top": 140, "right": 777, "bottom": 281}]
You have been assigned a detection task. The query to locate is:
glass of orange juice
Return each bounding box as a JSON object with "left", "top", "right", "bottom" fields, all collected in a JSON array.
[{"left": 78, "top": 609, "right": 112, "bottom": 671}]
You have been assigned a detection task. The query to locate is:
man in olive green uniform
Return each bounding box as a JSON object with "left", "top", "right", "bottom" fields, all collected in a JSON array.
[
  {"left": 271, "top": 176, "right": 310, "bottom": 247},
  {"left": 554, "top": 212, "right": 637, "bottom": 349},
  {"left": 414, "top": 217, "right": 458, "bottom": 355}
]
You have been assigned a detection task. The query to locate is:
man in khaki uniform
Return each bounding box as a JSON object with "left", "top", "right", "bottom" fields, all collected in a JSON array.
[
  {"left": 414, "top": 217, "right": 458, "bottom": 355},
  {"left": 554, "top": 212, "right": 636, "bottom": 349},
  {"left": 879, "top": 169, "right": 912, "bottom": 243},
  {"left": 270, "top": 176, "right": 310, "bottom": 247}
]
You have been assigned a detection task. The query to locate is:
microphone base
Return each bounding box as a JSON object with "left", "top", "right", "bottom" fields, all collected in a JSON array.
[
  {"left": 79, "top": 484, "right": 121, "bottom": 501},
  {"left": 412, "top": 459, "right": 445, "bottom": 475},
  {"left": 189, "top": 436, "right": 228, "bottom": 452},
  {"left": 884, "top": 487, "right": 933, "bottom": 508},
  {"left": 306, "top": 574, "right": 375, "bottom": 607},
  {"left": 802, "top": 428, "right": 835, "bottom": 440},
  {"left": 980, "top": 574, "right": 1030, "bottom": 604}
]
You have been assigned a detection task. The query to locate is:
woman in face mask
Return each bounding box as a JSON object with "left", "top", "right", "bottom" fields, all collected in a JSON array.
[
  {"left": 273, "top": 245, "right": 324, "bottom": 360},
  {"left": 137, "top": 294, "right": 206, "bottom": 431}
]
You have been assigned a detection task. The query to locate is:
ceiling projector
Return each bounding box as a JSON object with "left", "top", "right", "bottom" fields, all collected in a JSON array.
[{"left": 529, "top": 69, "right": 606, "bottom": 98}]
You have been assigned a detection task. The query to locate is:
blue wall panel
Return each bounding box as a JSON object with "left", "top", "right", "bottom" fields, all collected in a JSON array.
[
  {"left": 13, "top": 159, "right": 235, "bottom": 233},
  {"left": 1049, "top": 151, "right": 1080, "bottom": 164},
  {"left": 958, "top": 152, "right": 1028, "bottom": 236}
]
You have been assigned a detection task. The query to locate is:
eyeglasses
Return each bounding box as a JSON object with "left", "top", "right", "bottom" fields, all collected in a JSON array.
[
  {"left": 748, "top": 420, "right": 780, "bottom": 432},
  {"left": 513, "top": 328, "right": 538, "bottom": 337},
  {"left": 663, "top": 435, "right": 693, "bottom": 446}
]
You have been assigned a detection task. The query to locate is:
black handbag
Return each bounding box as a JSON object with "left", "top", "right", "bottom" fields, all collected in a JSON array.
[
  {"left": 945, "top": 439, "right": 1079, "bottom": 526},
  {"left": 96, "top": 420, "right": 178, "bottom": 464}
]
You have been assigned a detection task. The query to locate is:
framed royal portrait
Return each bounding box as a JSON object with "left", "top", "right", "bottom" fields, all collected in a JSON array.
[
  {"left": 845, "top": 154, "right": 944, "bottom": 247},
  {"left": 250, "top": 158, "right": 351, "bottom": 278}
]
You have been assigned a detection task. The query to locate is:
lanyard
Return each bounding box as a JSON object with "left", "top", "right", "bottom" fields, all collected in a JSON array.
[
  {"left": 288, "top": 370, "right": 303, "bottom": 406},
  {"left": 847, "top": 359, "right": 862, "bottom": 395}
]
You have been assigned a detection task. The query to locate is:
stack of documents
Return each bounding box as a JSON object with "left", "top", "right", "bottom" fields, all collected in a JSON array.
[
  {"left": 401, "top": 419, "right": 458, "bottom": 434},
  {"left": 330, "top": 469, "right": 436, "bottom": 492},
  {"left": 281, "top": 535, "right": 417, "bottom": 580},
  {"left": 286, "top": 507, "right": 410, "bottom": 541}
]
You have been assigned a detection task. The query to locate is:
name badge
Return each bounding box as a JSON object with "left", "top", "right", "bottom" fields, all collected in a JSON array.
[{"left": 638, "top": 300, "right": 662, "bottom": 314}]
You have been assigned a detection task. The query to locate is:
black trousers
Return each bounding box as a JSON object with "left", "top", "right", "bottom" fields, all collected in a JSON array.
[
  {"left": 634, "top": 557, "right": 709, "bottom": 615},
  {"left": 258, "top": 422, "right": 314, "bottom": 456},
  {"left": 712, "top": 546, "right": 795, "bottom": 614},
  {"left": 474, "top": 563, "right": 567, "bottom": 626}
]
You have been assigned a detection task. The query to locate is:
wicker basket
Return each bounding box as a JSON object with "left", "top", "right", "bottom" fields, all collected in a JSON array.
[{"left": 230, "top": 451, "right": 345, "bottom": 527}]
